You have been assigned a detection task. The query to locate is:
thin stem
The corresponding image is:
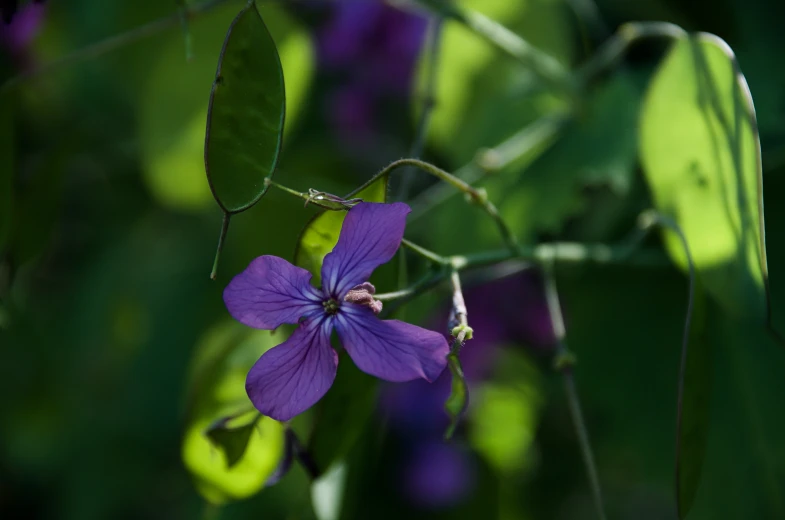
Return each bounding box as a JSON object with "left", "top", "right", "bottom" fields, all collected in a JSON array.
[
  {"left": 1, "top": 0, "right": 239, "bottom": 92},
  {"left": 543, "top": 271, "right": 607, "bottom": 520},
  {"left": 408, "top": 114, "right": 568, "bottom": 222},
  {"left": 361, "top": 158, "right": 520, "bottom": 254},
  {"left": 397, "top": 16, "right": 443, "bottom": 201},
  {"left": 376, "top": 270, "right": 446, "bottom": 303},
  {"left": 641, "top": 212, "right": 698, "bottom": 517},
  {"left": 210, "top": 212, "right": 231, "bottom": 280},
  {"left": 576, "top": 21, "right": 687, "bottom": 86},
  {"left": 563, "top": 371, "right": 607, "bottom": 520},
  {"left": 265, "top": 179, "right": 349, "bottom": 211},
  {"left": 177, "top": 0, "right": 195, "bottom": 62},
  {"left": 401, "top": 238, "right": 450, "bottom": 265}
]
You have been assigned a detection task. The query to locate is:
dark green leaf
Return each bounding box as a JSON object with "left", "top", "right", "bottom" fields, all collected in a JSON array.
[
  {"left": 204, "top": 411, "right": 260, "bottom": 469},
  {"left": 676, "top": 285, "right": 712, "bottom": 519},
  {"left": 0, "top": 91, "right": 14, "bottom": 254},
  {"left": 443, "top": 350, "right": 468, "bottom": 439},
  {"left": 205, "top": 2, "right": 285, "bottom": 214},
  {"left": 640, "top": 34, "right": 769, "bottom": 321},
  {"left": 8, "top": 142, "right": 68, "bottom": 265}
]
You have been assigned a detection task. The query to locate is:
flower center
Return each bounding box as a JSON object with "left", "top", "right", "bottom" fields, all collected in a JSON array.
[
  {"left": 323, "top": 298, "right": 341, "bottom": 315},
  {"left": 343, "top": 282, "right": 383, "bottom": 315}
]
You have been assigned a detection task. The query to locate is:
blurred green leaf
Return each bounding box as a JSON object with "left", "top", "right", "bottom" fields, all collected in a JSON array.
[
  {"left": 640, "top": 34, "right": 769, "bottom": 321},
  {"left": 424, "top": 0, "right": 572, "bottom": 164},
  {"left": 182, "top": 321, "right": 285, "bottom": 504},
  {"left": 469, "top": 350, "right": 542, "bottom": 475},
  {"left": 493, "top": 73, "right": 641, "bottom": 236},
  {"left": 205, "top": 2, "right": 285, "bottom": 214},
  {"left": 140, "top": 3, "right": 312, "bottom": 212},
  {"left": 443, "top": 350, "right": 468, "bottom": 439},
  {"left": 294, "top": 175, "right": 388, "bottom": 284},
  {"left": 676, "top": 285, "right": 711, "bottom": 519}
]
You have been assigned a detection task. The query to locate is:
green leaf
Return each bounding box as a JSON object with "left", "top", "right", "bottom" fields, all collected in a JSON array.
[
  {"left": 205, "top": 2, "right": 285, "bottom": 214},
  {"left": 640, "top": 34, "right": 769, "bottom": 321},
  {"left": 468, "top": 350, "right": 542, "bottom": 475},
  {"left": 140, "top": 3, "right": 312, "bottom": 212},
  {"left": 676, "top": 285, "right": 712, "bottom": 519},
  {"left": 182, "top": 321, "right": 285, "bottom": 504},
  {"left": 204, "top": 411, "right": 261, "bottom": 469},
  {"left": 293, "top": 175, "right": 388, "bottom": 284},
  {"left": 443, "top": 351, "right": 468, "bottom": 439}
]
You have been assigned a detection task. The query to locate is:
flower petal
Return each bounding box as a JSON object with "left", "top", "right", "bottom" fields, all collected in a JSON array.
[
  {"left": 335, "top": 304, "right": 449, "bottom": 382},
  {"left": 321, "top": 202, "right": 410, "bottom": 298},
  {"left": 245, "top": 316, "right": 337, "bottom": 421},
  {"left": 224, "top": 255, "right": 323, "bottom": 330}
]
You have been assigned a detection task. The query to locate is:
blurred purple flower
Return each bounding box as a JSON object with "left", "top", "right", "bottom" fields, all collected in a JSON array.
[
  {"left": 402, "top": 441, "right": 476, "bottom": 509},
  {"left": 315, "top": 0, "right": 428, "bottom": 143},
  {"left": 223, "top": 202, "right": 449, "bottom": 421},
  {"left": 0, "top": 1, "right": 45, "bottom": 59}
]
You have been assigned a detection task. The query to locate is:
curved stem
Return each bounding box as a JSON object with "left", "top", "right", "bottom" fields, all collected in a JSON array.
[
  {"left": 397, "top": 16, "right": 443, "bottom": 201},
  {"left": 576, "top": 21, "right": 687, "bottom": 86},
  {"left": 361, "top": 158, "right": 521, "bottom": 254}
]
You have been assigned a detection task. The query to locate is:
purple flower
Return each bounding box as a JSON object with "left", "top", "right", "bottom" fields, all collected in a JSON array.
[{"left": 224, "top": 202, "right": 450, "bottom": 421}]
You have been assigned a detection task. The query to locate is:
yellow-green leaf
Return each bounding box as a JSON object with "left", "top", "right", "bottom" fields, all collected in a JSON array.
[
  {"left": 640, "top": 34, "right": 769, "bottom": 321},
  {"left": 182, "top": 321, "right": 285, "bottom": 504}
]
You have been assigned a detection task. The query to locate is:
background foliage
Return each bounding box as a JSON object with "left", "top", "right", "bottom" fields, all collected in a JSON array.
[{"left": 2, "top": 0, "right": 785, "bottom": 519}]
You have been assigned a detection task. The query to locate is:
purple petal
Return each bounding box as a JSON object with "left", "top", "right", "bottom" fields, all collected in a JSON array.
[
  {"left": 335, "top": 304, "right": 449, "bottom": 382},
  {"left": 321, "top": 202, "right": 410, "bottom": 298},
  {"left": 224, "top": 255, "right": 324, "bottom": 330},
  {"left": 246, "top": 316, "right": 337, "bottom": 421}
]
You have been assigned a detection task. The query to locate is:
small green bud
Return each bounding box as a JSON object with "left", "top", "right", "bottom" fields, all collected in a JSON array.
[{"left": 451, "top": 324, "right": 474, "bottom": 340}]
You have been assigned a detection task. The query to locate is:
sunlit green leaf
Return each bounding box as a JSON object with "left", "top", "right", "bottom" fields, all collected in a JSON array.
[
  {"left": 640, "top": 34, "right": 768, "bottom": 321},
  {"left": 675, "top": 285, "right": 711, "bottom": 519},
  {"left": 205, "top": 3, "right": 285, "bottom": 214},
  {"left": 182, "top": 321, "right": 285, "bottom": 504},
  {"left": 294, "top": 175, "right": 388, "bottom": 283},
  {"left": 140, "top": 4, "right": 312, "bottom": 212}
]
